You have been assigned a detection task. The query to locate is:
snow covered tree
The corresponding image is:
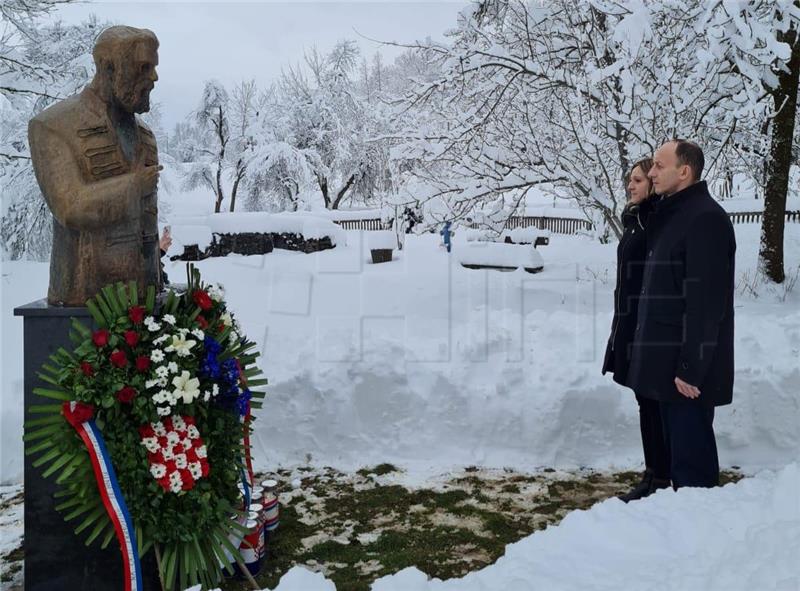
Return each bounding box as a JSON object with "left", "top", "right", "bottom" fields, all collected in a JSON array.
[
  {"left": 758, "top": 1, "right": 799, "bottom": 283},
  {"left": 390, "top": 0, "right": 797, "bottom": 242},
  {"left": 1, "top": 2, "right": 101, "bottom": 259},
  {"left": 182, "top": 80, "right": 234, "bottom": 213},
  {"left": 271, "top": 41, "right": 391, "bottom": 209}
]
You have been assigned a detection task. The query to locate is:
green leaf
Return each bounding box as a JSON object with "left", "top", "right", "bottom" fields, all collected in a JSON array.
[
  {"left": 41, "top": 450, "right": 75, "bottom": 479},
  {"left": 28, "top": 403, "right": 63, "bottom": 414},
  {"left": 115, "top": 282, "right": 130, "bottom": 309},
  {"left": 36, "top": 372, "right": 63, "bottom": 387},
  {"left": 94, "top": 295, "right": 115, "bottom": 325},
  {"left": 71, "top": 319, "right": 92, "bottom": 337},
  {"left": 163, "top": 543, "right": 178, "bottom": 590},
  {"left": 33, "top": 387, "right": 70, "bottom": 401},
  {"left": 146, "top": 285, "right": 156, "bottom": 313},
  {"left": 100, "top": 523, "right": 117, "bottom": 549},
  {"left": 85, "top": 300, "right": 108, "bottom": 328},
  {"left": 129, "top": 280, "right": 139, "bottom": 305},
  {"left": 55, "top": 455, "right": 85, "bottom": 484},
  {"left": 31, "top": 445, "right": 62, "bottom": 467},
  {"left": 63, "top": 500, "right": 95, "bottom": 522},
  {"left": 73, "top": 505, "right": 106, "bottom": 535},
  {"left": 101, "top": 286, "right": 123, "bottom": 317},
  {"left": 25, "top": 438, "right": 55, "bottom": 456},
  {"left": 25, "top": 415, "right": 64, "bottom": 427},
  {"left": 84, "top": 514, "right": 110, "bottom": 546}
]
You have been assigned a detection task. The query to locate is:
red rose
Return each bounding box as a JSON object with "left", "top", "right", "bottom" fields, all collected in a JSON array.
[
  {"left": 109, "top": 349, "right": 128, "bottom": 368},
  {"left": 129, "top": 306, "right": 146, "bottom": 324},
  {"left": 163, "top": 417, "right": 173, "bottom": 431},
  {"left": 165, "top": 459, "right": 177, "bottom": 474},
  {"left": 200, "top": 459, "right": 210, "bottom": 477},
  {"left": 124, "top": 330, "right": 140, "bottom": 347},
  {"left": 116, "top": 385, "right": 137, "bottom": 404},
  {"left": 179, "top": 469, "right": 195, "bottom": 490},
  {"left": 183, "top": 416, "right": 196, "bottom": 426},
  {"left": 149, "top": 450, "right": 165, "bottom": 464},
  {"left": 135, "top": 355, "right": 151, "bottom": 373},
  {"left": 196, "top": 315, "right": 209, "bottom": 329},
  {"left": 158, "top": 436, "right": 168, "bottom": 448},
  {"left": 62, "top": 401, "right": 95, "bottom": 427},
  {"left": 192, "top": 290, "right": 213, "bottom": 311},
  {"left": 186, "top": 448, "right": 199, "bottom": 463},
  {"left": 157, "top": 475, "right": 170, "bottom": 491},
  {"left": 80, "top": 361, "right": 94, "bottom": 377},
  {"left": 92, "top": 329, "right": 110, "bottom": 348},
  {"left": 139, "top": 425, "right": 155, "bottom": 438}
]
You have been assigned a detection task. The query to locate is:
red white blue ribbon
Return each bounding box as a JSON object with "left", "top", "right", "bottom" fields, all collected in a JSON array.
[{"left": 63, "top": 401, "right": 142, "bottom": 591}]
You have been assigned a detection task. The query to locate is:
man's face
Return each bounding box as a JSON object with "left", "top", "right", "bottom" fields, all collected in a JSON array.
[
  {"left": 648, "top": 142, "right": 691, "bottom": 196},
  {"left": 112, "top": 43, "right": 158, "bottom": 114}
]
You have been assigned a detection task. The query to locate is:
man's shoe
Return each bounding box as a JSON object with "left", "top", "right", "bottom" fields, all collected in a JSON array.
[
  {"left": 648, "top": 477, "right": 671, "bottom": 494},
  {"left": 618, "top": 469, "right": 654, "bottom": 503}
]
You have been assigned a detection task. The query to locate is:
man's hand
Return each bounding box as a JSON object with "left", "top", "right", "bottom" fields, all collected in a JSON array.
[
  {"left": 675, "top": 376, "right": 700, "bottom": 399},
  {"left": 136, "top": 164, "right": 163, "bottom": 196},
  {"left": 159, "top": 226, "right": 172, "bottom": 252}
]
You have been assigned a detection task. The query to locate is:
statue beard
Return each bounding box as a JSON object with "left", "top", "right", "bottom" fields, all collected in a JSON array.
[{"left": 111, "top": 70, "right": 153, "bottom": 114}]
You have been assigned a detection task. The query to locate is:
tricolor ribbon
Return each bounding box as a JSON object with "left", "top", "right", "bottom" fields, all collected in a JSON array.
[{"left": 63, "top": 401, "right": 142, "bottom": 591}]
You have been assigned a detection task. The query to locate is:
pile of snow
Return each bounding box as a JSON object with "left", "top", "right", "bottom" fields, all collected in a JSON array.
[
  {"left": 3, "top": 225, "right": 799, "bottom": 484},
  {"left": 164, "top": 211, "right": 347, "bottom": 254},
  {"left": 464, "top": 227, "right": 550, "bottom": 244},
  {"left": 500, "top": 227, "right": 551, "bottom": 244},
  {"left": 367, "top": 231, "right": 397, "bottom": 250},
  {"left": 168, "top": 224, "right": 214, "bottom": 253},
  {"left": 456, "top": 241, "right": 544, "bottom": 270},
  {"left": 206, "top": 212, "right": 345, "bottom": 244},
  {"left": 317, "top": 208, "right": 386, "bottom": 222},
  {"left": 192, "top": 463, "right": 800, "bottom": 591}
]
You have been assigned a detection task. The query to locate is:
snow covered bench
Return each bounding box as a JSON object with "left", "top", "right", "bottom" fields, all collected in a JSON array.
[
  {"left": 465, "top": 227, "right": 550, "bottom": 248},
  {"left": 457, "top": 242, "right": 544, "bottom": 273}
]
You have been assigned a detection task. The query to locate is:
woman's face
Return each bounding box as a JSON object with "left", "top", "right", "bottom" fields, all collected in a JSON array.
[{"left": 627, "top": 166, "right": 651, "bottom": 204}]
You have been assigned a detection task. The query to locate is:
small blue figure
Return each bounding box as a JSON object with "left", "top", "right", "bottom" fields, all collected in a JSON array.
[{"left": 440, "top": 221, "right": 452, "bottom": 253}]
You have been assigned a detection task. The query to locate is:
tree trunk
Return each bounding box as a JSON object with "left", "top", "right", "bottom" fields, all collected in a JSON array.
[
  {"left": 214, "top": 106, "right": 227, "bottom": 213},
  {"left": 229, "top": 159, "right": 244, "bottom": 212},
  {"left": 331, "top": 173, "right": 357, "bottom": 210},
  {"left": 318, "top": 175, "right": 331, "bottom": 208},
  {"left": 760, "top": 3, "right": 800, "bottom": 283}
]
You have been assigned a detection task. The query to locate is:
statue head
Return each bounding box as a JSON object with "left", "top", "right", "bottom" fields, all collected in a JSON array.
[{"left": 92, "top": 26, "right": 159, "bottom": 114}]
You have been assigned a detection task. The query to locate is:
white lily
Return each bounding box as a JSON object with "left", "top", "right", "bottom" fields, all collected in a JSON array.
[
  {"left": 167, "top": 334, "right": 196, "bottom": 358},
  {"left": 171, "top": 371, "right": 201, "bottom": 404}
]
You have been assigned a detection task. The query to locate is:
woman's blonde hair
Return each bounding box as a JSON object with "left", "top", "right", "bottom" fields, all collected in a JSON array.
[{"left": 626, "top": 157, "right": 655, "bottom": 199}]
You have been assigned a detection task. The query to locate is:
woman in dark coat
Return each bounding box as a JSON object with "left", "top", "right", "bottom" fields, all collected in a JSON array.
[{"left": 602, "top": 158, "right": 670, "bottom": 502}]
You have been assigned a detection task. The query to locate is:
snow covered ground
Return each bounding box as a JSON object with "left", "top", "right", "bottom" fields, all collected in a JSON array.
[
  {"left": 250, "top": 462, "right": 799, "bottom": 591},
  {"left": 2, "top": 219, "right": 799, "bottom": 484},
  {"left": 2, "top": 192, "right": 799, "bottom": 590}
]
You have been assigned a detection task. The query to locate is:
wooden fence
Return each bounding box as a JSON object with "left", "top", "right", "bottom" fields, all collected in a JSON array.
[
  {"left": 333, "top": 210, "right": 800, "bottom": 234},
  {"left": 727, "top": 210, "right": 800, "bottom": 224},
  {"left": 334, "top": 218, "right": 387, "bottom": 230}
]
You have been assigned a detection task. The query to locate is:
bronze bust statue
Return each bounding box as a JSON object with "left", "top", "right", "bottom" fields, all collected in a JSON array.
[{"left": 28, "top": 25, "right": 163, "bottom": 306}]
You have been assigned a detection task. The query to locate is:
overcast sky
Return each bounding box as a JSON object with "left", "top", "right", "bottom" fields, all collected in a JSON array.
[{"left": 51, "top": 1, "right": 467, "bottom": 129}]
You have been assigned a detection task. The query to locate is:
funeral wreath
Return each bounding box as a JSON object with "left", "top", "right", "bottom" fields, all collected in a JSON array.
[{"left": 24, "top": 265, "right": 267, "bottom": 590}]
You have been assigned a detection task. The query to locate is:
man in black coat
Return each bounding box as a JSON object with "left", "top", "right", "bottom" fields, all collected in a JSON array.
[{"left": 626, "top": 139, "right": 736, "bottom": 489}]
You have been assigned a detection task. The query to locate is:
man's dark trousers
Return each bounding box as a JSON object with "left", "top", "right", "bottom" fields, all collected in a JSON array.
[{"left": 660, "top": 400, "right": 719, "bottom": 488}]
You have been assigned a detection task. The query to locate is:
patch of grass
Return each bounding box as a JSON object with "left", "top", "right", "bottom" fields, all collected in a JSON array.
[
  {"left": 0, "top": 545, "right": 23, "bottom": 584},
  {"left": 356, "top": 464, "right": 399, "bottom": 478},
  {"left": 219, "top": 466, "right": 750, "bottom": 591}
]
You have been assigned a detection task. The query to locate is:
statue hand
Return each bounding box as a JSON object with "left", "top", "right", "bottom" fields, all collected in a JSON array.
[{"left": 136, "top": 164, "right": 163, "bottom": 196}]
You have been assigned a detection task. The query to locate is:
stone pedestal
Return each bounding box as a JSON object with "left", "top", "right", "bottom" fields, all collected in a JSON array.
[{"left": 14, "top": 299, "right": 159, "bottom": 591}]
